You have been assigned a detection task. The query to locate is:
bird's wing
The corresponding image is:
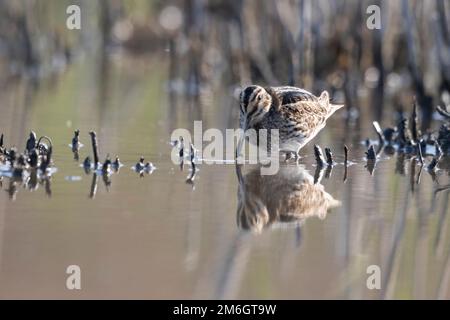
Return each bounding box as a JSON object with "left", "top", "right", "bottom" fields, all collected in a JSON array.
[
  {"left": 272, "top": 86, "right": 319, "bottom": 104},
  {"left": 280, "top": 100, "right": 329, "bottom": 137}
]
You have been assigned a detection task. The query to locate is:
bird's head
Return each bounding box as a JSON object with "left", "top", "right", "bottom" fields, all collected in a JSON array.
[{"left": 239, "top": 85, "right": 273, "bottom": 130}]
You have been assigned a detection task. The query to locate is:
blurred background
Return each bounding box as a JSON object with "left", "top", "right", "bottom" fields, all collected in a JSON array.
[
  {"left": 0, "top": 0, "right": 449, "bottom": 299},
  {"left": 1, "top": 0, "right": 449, "bottom": 123}
]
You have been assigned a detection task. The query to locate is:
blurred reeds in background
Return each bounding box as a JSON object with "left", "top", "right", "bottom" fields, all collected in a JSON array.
[{"left": 0, "top": 0, "right": 449, "bottom": 128}]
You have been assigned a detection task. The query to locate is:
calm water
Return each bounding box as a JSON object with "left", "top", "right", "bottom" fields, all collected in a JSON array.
[{"left": 0, "top": 54, "right": 449, "bottom": 299}]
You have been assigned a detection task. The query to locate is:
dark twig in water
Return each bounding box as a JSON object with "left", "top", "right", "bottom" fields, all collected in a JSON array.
[
  {"left": 73, "top": 150, "right": 79, "bottom": 161},
  {"left": 25, "top": 170, "right": 38, "bottom": 191},
  {"left": 343, "top": 145, "right": 348, "bottom": 183},
  {"left": 417, "top": 139, "right": 424, "bottom": 165},
  {"left": 8, "top": 147, "right": 17, "bottom": 164},
  {"left": 383, "top": 128, "right": 396, "bottom": 144},
  {"left": 414, "top": 139, "right": 425, "bottom": 187},
  {"left": 102, "top": 172, "right": 112, "bottom": 190},
  {"left": 396, "top": 118, "right": 410, "bottom": 148},
  {"left": 419, "top": 139, "right": 427, "bottom": 157},
  {"left": 395, "top": 152, "right": 406, "bottom": 176},
  {"left": 324, "top": 147, "right": 333, "bottom": 165},
  {"left": 83, "top": 156, "right": 92, "bottom": 174},
  {"left": 436, "top": 141, "right": 443, "bottom": 158},
  {"left": 427, "top": 140, "right": 443, "bottom": 179},
  {"left": 416, "top": 161, "right": 423, "bottom": 185},
  {"left": 44, "top": 177, "right": 52, "bottom": 197},
  {"left": 72, "top": 129, "right": 80, "bottom": 152},
  {"left": 410, "top": 159, "right": 416, "bottom": 192},
  {"left": 365, "top": 145, "right": 377, "bottom": 160},
  {"left": 428, "top": 157, "right": 439, "bottom": 172},
  {"left": 186, "top": 162, "right": 197, "bottom": 186},
  {"left": 7, "top": 179, "right": 18, "bottom": 200},
  {"left": 365, "top": 145, "right": 377, "bottom": 175},
  {"left": 135, "top": 156, "right": 145, "bottom": 172},
  {"left": 102, "top": 155, "right": 111, "bottom": 174},
  {"left": 112, "top": 156, "right": 121, "bottom": 171},
  {"left": 37, "top": 136, "right": 53, "bottom": 156},
  {"left": 313, "top": 145, "right": 326, "bottom": 168},
  {"left": 179, "top": 137, "right": 184, "bottom": 158},
  {"left": 133, "top": 157, "right": 155, "bottom": 177},
  {"left": 189, "top": 143, "right": 197, "bottom": 163},
  {"left": 178, "top": 137, "right": 185, "bottom": 171},
  {"left": 344, "top": 145, "right": 349, "bottom": 166},
  {"left": 437, "top": 124, "right": 450, "bottom": 154},
  {"left": 25, "top": 131, "right": 36, "bottom": 153},
  {"left": 89, "top": 173, "right": 98, "bottom": 199},
  {"left": 313, "top": 165, "right": 324, "bottom": 184},
  {"left": 89, "top": 131, "right": 100, "bottom": 169},
  {"left": 365, "top": 159, "right": 376, "bottom": 175},
  {"left": 29, "top": 149, "right": 38, "bottom": 168},
  {"left": 186, "top": 144, "right": 197, "bottom": 186}
]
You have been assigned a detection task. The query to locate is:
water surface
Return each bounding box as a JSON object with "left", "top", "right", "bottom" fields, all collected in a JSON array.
[{"left": 0, "top": 54, "right": 449, "bottom": 299}]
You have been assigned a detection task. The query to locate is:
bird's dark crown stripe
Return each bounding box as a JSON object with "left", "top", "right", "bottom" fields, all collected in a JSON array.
[
  {"left": 242, "top": 86, "right": 257, "bottom": 108},
  {"left": 242, "top": 86, "right": 260, "bottom": 110},
  {"left": 249, "top": 88, "right": 262, "bottom": 104}
]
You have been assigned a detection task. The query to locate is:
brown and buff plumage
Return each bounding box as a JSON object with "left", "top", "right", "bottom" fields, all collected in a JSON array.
[
  {"left": 236, "top": 165, "right": 340, "bottom": 233},
  {"left": 239, "top": 85, "right": 344, "bottom": 156}
]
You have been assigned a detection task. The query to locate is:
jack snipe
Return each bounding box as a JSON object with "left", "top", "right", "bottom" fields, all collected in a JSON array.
[{"left": 239, "top": 85, "right": 344, "bottom": 157}]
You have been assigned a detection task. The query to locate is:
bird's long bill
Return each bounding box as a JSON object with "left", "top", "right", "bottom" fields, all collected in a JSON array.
[
  {"left": 236, "top": 118, "right": 247, "bottom": 161},
  {"left": 235, "top": 161, "right": 244, "bottom": 185},
  {"left": 236, "top": 135, "right": 244, "bottom": 161}
]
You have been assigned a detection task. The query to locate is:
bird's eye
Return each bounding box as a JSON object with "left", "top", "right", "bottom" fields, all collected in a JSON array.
[{"left": 258, "top": 95, "right": 262, "bottom": 101}]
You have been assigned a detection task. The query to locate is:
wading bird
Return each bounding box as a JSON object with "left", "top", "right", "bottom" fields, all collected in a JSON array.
[{"left": 238, "top": 85, "right": 344, "bottom": 159}]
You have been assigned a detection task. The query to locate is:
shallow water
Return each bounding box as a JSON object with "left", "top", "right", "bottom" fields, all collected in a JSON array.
[{"left": 0, "top": 54, "right": 449, "bottom": 299}]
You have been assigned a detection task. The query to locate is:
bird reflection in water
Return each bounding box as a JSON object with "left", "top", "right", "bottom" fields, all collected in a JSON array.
[{"left": 236, "top": 164, "right": 340, "bottom": 233}]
